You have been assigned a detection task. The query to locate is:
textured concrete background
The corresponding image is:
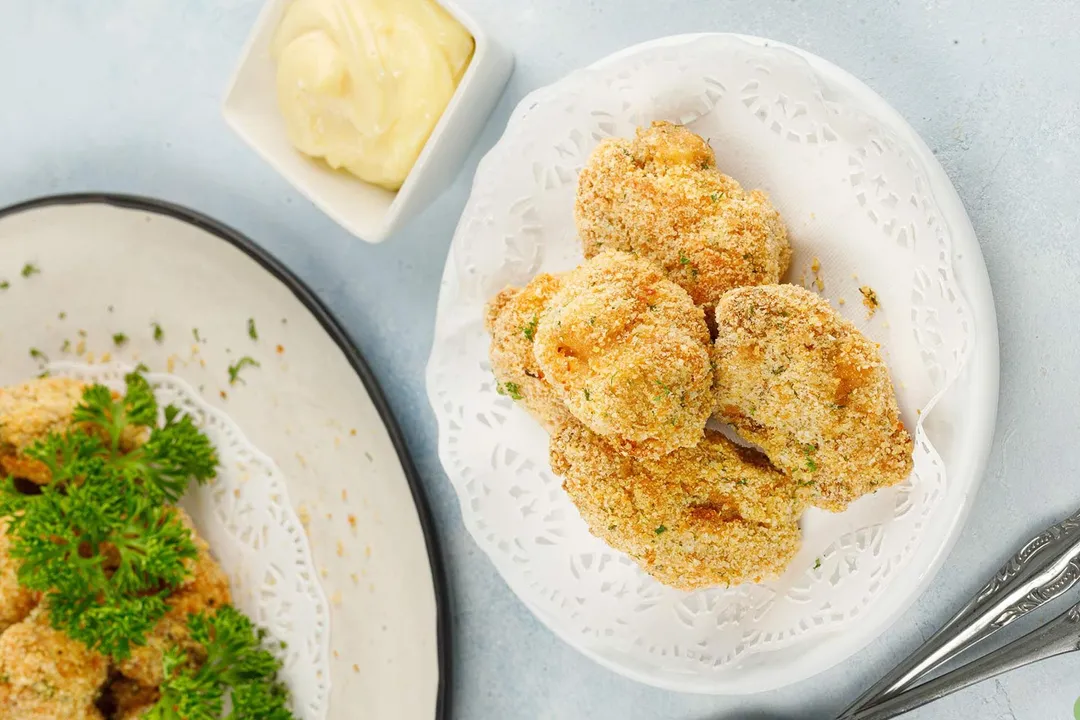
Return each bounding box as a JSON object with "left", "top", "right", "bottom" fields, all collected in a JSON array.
[{"left": 1, "top": 1, "right": 1078, "bottom": 718}]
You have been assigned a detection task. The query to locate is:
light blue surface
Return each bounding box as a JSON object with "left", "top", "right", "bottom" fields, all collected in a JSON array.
[{"left": 1, "top": 2, "right": 1078, "bottom": 718}]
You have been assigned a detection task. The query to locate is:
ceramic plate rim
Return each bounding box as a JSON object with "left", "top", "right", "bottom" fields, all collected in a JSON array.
[
  {"left": 0, "top": 192, "right": 454, "bottom": 715},
  {"left": 430, "top": 32, "right": 1000, "bottom": 694}
]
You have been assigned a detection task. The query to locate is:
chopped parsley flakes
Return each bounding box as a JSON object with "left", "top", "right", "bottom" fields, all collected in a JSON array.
[
  {"left": 227, "top": 356, "right": 260, "bottom": 385},
  {"left": 112, "top": 333, "right": 129, "bottom": 347},
  {"left": 522, "top": 314, "right": 538, "bottom": 342},
  {"left": 152, "top": 322, "right": 164, "bottom": 343},
  {"left": 497, "top": 381, "right": 523, "bottom": 401},
  {"left": 20, "top": 263, "right": 39, "bottom": 278},
  {"left": 247, "top": 318, "right": 258, "bottom": 341},
  {"left": 655, "top": 525, "right": 667, "bottom": 535}
]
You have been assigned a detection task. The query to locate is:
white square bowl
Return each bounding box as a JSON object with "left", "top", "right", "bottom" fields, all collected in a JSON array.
[{"left": 223, "top": 0, "right": 513, "bottom": 243}]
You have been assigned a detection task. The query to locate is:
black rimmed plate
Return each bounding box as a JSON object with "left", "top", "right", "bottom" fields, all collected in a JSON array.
[{"left": 0, "top": 195, "right": 450, "bottom": 719}]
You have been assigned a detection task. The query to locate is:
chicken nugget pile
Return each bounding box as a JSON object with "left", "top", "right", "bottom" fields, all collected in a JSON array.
[
  {"left": 486, "top": 121, "right": 914, "bottom": 591},
  {"left": 0, "top": 376, "right": 288, "bottom": 719},
  {"left": 0, "top": 380, "right": 230, "bottom": 718}
]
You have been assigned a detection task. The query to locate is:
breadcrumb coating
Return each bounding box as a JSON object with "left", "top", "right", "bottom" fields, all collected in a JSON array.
[
  {"left": 575, "top": 121, "right": 791, "bottom": 316},
  {"left": 117, "top": 511, "right": 231, "bottom": 687},
  {"left": 534, "top": 251, "right": 714, "bottom": 457},
  {"left": 0, "top": 517, "right": 38, "bottom": 634},
  {"left": 550, "top": 421, "right": 804, "bottom": 590},
  {"left": 485, "top": 273, "right": 574, "bottom": 431},
  {"left": 0, "top": 606, "right": 109, "bottom": 719},
  {"left": 713, "top": 284, "right": 914, "bottom": 511},
  {"left": 0, "top": 377, "right": 86, "bottom": 484}
]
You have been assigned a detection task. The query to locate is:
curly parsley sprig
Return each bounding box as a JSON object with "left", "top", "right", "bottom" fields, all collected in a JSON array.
[
  {"left": 0, "top": 373, "right": 217, "bottom": 658},
  {"left": 149, "top": 607, "right": 293, "bottom": 720}
]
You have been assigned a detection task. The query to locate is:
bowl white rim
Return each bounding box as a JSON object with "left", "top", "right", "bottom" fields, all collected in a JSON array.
[{"left": 221, "top": 0, "right": 511, "bottom": 243}]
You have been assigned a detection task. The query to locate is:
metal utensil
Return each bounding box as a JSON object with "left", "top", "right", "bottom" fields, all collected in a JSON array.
[
  {"left": 841, "top": 506, "right": 1080, "bottom": 717},
  {"left": 844, "top": 601, "right": 1080, "bottom": 720}
]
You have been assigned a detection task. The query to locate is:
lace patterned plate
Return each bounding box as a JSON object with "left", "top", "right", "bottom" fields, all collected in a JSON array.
[
  {"left": 0, "top": 196, "right": 448, "bottom": 718},
  {"left": 426, "top": 34, "right": 999, "bottom": 693},
  {"left": 52, "top": 362, "right": 330, "bottom": 718}
]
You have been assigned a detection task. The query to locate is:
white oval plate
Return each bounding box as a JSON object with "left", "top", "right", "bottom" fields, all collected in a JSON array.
[
  {"left": 0, "top": 195, "right": 449, "bottom": 718},
  {"left": 426, "top": 34, "right": 999, "bottom": 693}
]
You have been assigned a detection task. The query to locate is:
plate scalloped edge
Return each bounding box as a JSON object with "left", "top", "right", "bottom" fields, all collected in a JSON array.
[{"left": 426, "top": 33, "right": 1000, "bottom": 693}]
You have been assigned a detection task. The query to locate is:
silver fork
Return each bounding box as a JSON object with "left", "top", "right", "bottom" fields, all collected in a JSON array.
[
  {"left": 842, "top": 600, "right": 1080, "bottom": 719},
  {"left": 839, "top": 506, "right": 1080, "bottom": 718}
]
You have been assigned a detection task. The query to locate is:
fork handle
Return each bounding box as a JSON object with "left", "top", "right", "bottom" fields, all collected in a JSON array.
[
  {"left": 843, "top": 506, "right": 1080, "bottom": 715},
  {"left": 843, "top": 603, "right": 1080, "bottom": 720}
]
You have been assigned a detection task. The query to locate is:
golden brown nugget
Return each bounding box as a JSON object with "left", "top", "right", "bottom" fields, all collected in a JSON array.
[
  {"left": 534, "top": 251, "right": 713, "bottom": 457},
  {"left": 713, "top": 284, "right": 914, "bottom": 511},
  {"left": 0, "top": 607, "right": 109, "bottom": 719},
  {"left": 575, "top": 121, "right": 791, "bottom": 316},
  {"left": 550, "top": 422, "right": 804, "bottom": 590},
  {"left": 117, "top": 515, "right": 231, "bottom": 687},
  {"left": 0, "top": 517, "right": 38, "bottom": 634},
  {"left": 485, "top": 273, "right": 573, "bottom": 431}
]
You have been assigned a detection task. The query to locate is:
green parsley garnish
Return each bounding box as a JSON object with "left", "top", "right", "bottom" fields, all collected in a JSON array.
[
  {"left": 497, "top": 381, "right": 523, "bottom": 401},
  {"left": 0, "top": 376, "right": 296, "bottom": 717},
  {"left": 60, "top": 339, "right": 71, "bottom": 353},
  {"left": 522, "top": 314, "right": 538, "bottom": 342},
  {"left": 814, "top": 558, "right": 822, "bottom": 570},
  {"left": 153, "top": 607, "right": 293, "bottom": 720},
  {"left": 679, "top": 252, "right": 690, "bottom": 265},
  {"left": 193, "top": 328, "right": 202, "bottom": 343},
  {"left": 134, "top": 362, "right": 151, "bottom": 374},
  {"left": 113, "top": 332, "right": 129, "bottom": 347},
  {"left": 655, "top": 525, "right": 667, "bottom": 535},
  {"left": 21, "top": 263, "right": 39, "bottom": 278},
  {"left": 227, "top": 356, "right": 261, "bottom": 385},
  {"left": 28, "top": 347, "right": 47, "bottom": 363},
  {"left": 248, "top": 318, "right": 259, "bottom": 341},
  {"left": 710, "top": 193, "right": 719, "bottom": 202},
  {"left": 583, "top": 388, "right": 591, "bottom": 401},
  {"left": 0, "top": 280, "right": 9, "bottom": 290},
  {"left": 0, "top": 374, "right": 217, "bottom": 658},
  {"left": 58, "top": 312, "right": 67, "bottom": 320},
  {"left": 153, "top": 322, "right": 165, "bottom": 343}
]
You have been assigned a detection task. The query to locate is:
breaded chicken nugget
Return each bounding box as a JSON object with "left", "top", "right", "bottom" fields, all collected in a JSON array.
[
  {"left": 575, "top": 121, "right": 791, "bottom": 316},
  {"left": 0, "top": 606, "right": 109, "bottom": 719},
  {"left": 117, "top": 512, "right": 231, "bottom": 687},
  {"left": 534, "top": 251, "right": 713, "bottom": 457},
  {"left": 485, "top": 273, "right": 573, "bottom": 431},
  {"left": 550, "top": 421, "right": 803, "bottom": 590},
  {"left": 0, "top": 377, "right": 87, "bottom": 484},
  {"left": 713, "top": 284, "right": 914, "bottom": 511},
  {"left": 0, "top": 517, "right": 38, "bottom": 633}
]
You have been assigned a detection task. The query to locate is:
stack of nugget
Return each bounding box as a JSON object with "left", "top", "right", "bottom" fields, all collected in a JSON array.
[
  {"left": 484, "top": 121, "right": 913, "bottom": 591},
  {"left": 575, "top": 120, "right": 791, "bottom": 318},
  {"left": 0, "top": 377, "right": 233, "bottom": 719}
]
